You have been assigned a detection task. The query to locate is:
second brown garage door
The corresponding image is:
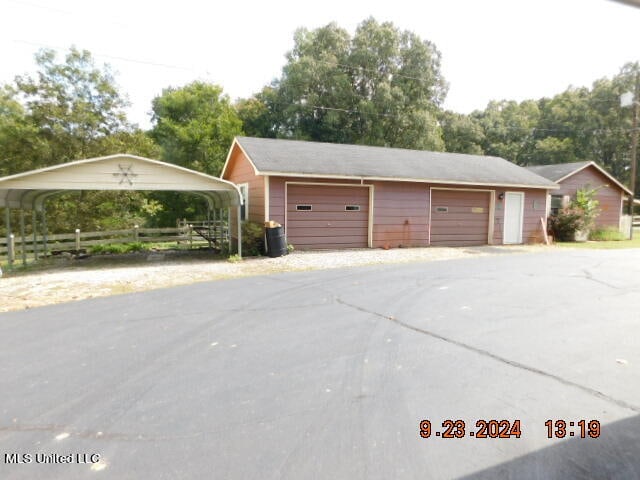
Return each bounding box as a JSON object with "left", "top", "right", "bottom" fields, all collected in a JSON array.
[
  {"left": 286, "top": 184, "right": 369, "bottom": 249},
  {"left": 430, "top": 189, "right": 491, "bottom": 246}
]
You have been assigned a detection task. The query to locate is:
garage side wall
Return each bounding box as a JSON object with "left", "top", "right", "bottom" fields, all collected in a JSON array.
[
  {"left": 223, "top": 147, "right": 265, "bottom": 224},
  {"left": 270, "top": 177, "right": 550, "bottom": 248},
  {"left": 556, "top": 167, "right": 624, "bottom": 228},
  {"left": 492, "top": 188, "right": 548, "bottom": 244}
]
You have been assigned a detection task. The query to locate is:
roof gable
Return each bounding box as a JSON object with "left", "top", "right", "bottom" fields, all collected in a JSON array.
[
  {"left": 0, "top": 154, "right": 241, "bottom": 209},
  {"left": 233, "top": 137, "right": 557, "bottom": 189},
  {"left": 525, "top": 161, "right": 632, "bottom": 195}
]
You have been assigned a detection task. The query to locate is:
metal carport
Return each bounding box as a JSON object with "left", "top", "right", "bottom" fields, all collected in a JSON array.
[{"left": 0, "top": 153, "right": 244, "bottom": 267}]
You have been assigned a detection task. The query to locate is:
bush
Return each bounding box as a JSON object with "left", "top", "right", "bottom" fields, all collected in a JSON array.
[
  {"left": 548, "top": 208, "right": 584, "bottom": 242},
  {"left": 589, "top": 227, "right": 626, "bottom": 241},
  {"left": 548, "top": 187, "right": 601, "bottom": 242},
  {"left": 241, "top": 221, "right": 265, "bottom": 256},
  {"left": 227, "top": 254, "right": 242, "bottom": 263},
  {"left": 90, "top": 242, "right": 147, "bottom": 254}
]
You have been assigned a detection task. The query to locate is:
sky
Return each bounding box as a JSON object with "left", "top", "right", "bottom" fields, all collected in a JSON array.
[{"left": 1, "top": 0, "right": 639, "bottom": 129}]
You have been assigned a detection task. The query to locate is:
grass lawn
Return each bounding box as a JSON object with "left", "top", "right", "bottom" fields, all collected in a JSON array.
[{"left": 556, "top": 230, "right": 640, "bottom": 250}]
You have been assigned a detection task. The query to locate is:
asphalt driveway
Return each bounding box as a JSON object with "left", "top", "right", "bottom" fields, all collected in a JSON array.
[{"left": 1, "top": 248, "right": 639, "bottom": 479}]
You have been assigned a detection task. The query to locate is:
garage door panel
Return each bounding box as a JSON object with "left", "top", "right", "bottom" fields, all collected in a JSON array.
[
  {"left": 287, "top": 192, "right": 369, "bottom": 203},
  {"left": 287, "top": 211, "right": 367, "bottom": 221},
  {"left": 430, "top": 189, "right": 490, "bottom": 246},
  {"left": 431, "top": 214, "right": 489, "bottom": 222},
  {"left": 288, "top": 236, "right": 369, "bottom": 248},
  {"left": 287, "top": 227, "right": 368, "bottom": 237},
  {"left": 287, "top": 184, "right": 369, "bottom": 249},
  {"left": 288, "top": 220, "right": 369, "bottom": 229},
  {"left": 288, "top": 205, "right": 369, "bottom": 214}
]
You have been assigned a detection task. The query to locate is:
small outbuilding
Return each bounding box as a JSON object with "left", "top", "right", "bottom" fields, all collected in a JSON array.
[
  {"left": 525, "top": 161, "right": 632, "bottom": 230},
  {"left": 222, "top": 137, "right": 558, "bottom": 249}
]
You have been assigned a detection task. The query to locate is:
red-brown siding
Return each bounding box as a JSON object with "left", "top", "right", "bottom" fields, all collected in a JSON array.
[
  {"left": 492, "top": 188, "right": 548, "bottom": 244},
  {"left": 225, "top": 147, "right": 550, "bottom": 249},
  {"left": 286, "top": 184, "right": 369, "bottom": 249},
  {"left": 555, "top": 166, "right": 624, "bottom": 228},
  {"left": 269, "top": 176, "right": 362, "bottom": 227},
  {"left": 430, "top": 189, "right": 490, "bottom": 246},
  {"left": 222, "top": 147, "right": 266, "bottom": 239},
  {"left": 371, "top": 181, "right": 429, "bottom": 248}
]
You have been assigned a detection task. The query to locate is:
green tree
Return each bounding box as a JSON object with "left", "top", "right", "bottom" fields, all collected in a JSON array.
[
  {"left": 439, "top": 110, "right": 484, "bottom": 154},
  {"left": 472, "top": 100, "right": 540, "bottom": 164},
  {"left": 0, "top": 47, "right": 161, "bottom": 232},
  {"left": 241, "top": 18, "right": 447, "bottom": 150},
  {"left": 13, "top": 47, "right": 130, "bottom": 167},
  {"left": 148, "top": 82, "right": 243, "bottom": 226},
  {"left": 150, "top": 81, "right": 243, "bottom": 175}
]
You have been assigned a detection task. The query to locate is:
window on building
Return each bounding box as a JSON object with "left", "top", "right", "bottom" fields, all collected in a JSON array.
[{"left": 550, "top": 195, "right": 563, "bottom": 215}]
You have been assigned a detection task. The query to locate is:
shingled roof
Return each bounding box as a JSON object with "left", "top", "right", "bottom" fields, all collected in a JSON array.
[
  {"left": 525, "top": 161, "right": 632, "bottom": 194},
  {"left": 525, "top": 161, "right": 592, "bottom": 182},
  {"left": 229, "top": 137, "right": 557, "bottom": 189}
]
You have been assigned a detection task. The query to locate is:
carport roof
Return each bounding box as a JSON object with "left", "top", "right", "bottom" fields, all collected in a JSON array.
[
  {"left": 226, "top": 136, "right": 558, "bottom": 189},
  {"left": 0, "top": 154, "right": 242, "bottom": 210}
]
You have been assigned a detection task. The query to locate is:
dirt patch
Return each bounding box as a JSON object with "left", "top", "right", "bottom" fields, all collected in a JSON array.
[{"left": 0, "top": 245, "right": 552, "bottom": 312}]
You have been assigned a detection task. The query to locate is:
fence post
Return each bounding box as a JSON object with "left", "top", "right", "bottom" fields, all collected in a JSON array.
[
  {"left": 189, "top": 224, "right": 193, "bottom": 249},
  {"left": 75, "top": 229, "right": 81, "bottom": 252},
  {"left": 133, "top": 224, "right": 139, "bottom": 242},
  {"left": 8, "top": 233, "right": 15, "bottom": 267}
]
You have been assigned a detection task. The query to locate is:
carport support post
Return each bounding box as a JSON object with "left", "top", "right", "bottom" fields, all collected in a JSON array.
[
  {"left": 41, "top": 209, "right": 48, "bottom": 258},
  {"left": 237, "top": 205, "right": 242, "bottom": 258},
  {"left": 32, "top": 210, "right": 38, "bottom": 261},
  {"left": 227, "top": 209, "right": 231, "bottom": 246},
  {"left": 20, "top": 209, "right": 26, "bottom": 266},
  {"left": 4, "top": 207, "right": 12, "bottom": 270}
]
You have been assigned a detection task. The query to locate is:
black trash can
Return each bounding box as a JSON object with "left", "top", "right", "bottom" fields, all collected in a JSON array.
[{"left": 265, "top": 226, "right": 288, "bottom": 258}]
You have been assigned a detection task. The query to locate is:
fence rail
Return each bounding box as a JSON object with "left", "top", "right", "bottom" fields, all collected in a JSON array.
[
  {"left": 0, "top": 224, "right": 220, "bottom": 263},
  {"left": 634, "top": 215, "right": 640, "bottom": 227}
]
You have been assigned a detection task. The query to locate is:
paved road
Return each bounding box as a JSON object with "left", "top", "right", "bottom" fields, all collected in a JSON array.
[{"left": 1, "top": 249, "right": 640, "bottom": 479}]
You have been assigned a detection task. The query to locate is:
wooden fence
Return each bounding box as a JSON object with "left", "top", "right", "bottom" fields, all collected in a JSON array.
[
  {"left": 634, "top": 215, "right": 640, "bottom": 228},
  {"left": 0, "top": 224, "right": 220, "bottom": 264}
]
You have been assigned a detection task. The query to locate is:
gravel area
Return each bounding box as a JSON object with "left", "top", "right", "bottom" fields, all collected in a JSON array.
[{"left": 0, "top": 245, "right": 550, "bottom": 312}]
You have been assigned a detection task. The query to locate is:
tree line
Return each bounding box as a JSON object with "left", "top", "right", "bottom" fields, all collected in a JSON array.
[{"left": 0, "top": 18, "right": 637, "bottom": 233}]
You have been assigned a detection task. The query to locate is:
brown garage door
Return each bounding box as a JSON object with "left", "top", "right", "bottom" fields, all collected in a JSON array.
[
  {"left": 430, "top": 189, "right": 490, "bottom": 246},
  {"left": 286, "top": 184, "right": 369, "bottom": 249}
]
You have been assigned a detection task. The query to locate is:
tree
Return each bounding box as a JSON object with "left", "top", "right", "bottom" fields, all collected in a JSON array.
[
  {"left": 472, "top": 100, "right": 540, "bottom": 165},
  {"left": 439, "top": 110, "right": 484, "bottom": 155},
  {"left": 0, "top": 47, "right": 161, "bottom": 232},
  {"left": 240, "top": 18, "right": 447, "bottom": 150},
  {"left": 13, "top": 47, "right": 130, "bottom": 167},
  {"left": 150, "top": 81, "right": 243, "bottom": 176}
]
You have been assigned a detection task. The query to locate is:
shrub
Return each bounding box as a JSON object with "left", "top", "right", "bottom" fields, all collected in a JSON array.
[
  {"left": 90, "top": 242, "right": 148, "bottom": 254},
  {"left": 548, "top": 187, "right": 601, "bottom": 242},
  {"left": 241, "top": 221, "right": 265, "bottom": 256},
  {"left": 589, "top": 227, "right": 626, "bottom": 241},
  {"left": 548, "top": 208, "right": 584, "bottom": 242},
  {"left": 227, "top": 254, "right": 242, "bottom": 263}
]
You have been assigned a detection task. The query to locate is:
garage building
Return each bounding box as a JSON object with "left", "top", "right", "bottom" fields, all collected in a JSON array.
[
  {"left": 526, "top": 161, "right": 632, "bottom": 230},
  {"left": 222, "top": 137, "right": 557, "bottom": 249}
]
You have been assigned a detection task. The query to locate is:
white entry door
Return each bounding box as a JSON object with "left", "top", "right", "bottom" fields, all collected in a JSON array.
[{"left": 504, "top": 192, "right": 524, "bottom": 244}]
